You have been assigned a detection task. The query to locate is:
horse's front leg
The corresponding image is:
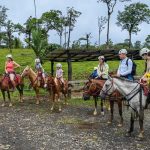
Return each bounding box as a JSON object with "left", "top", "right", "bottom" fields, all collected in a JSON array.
[
  {"left": 58, "top": 93, "right": 62, "bottom": 112},
  {"left": 1, "top": 90, "right": 6, "bottom": 107},
  {"left": 16, "top": 85, "right": 23, "bottom": 103},
  {"left": 126, "top": 110, "right": 135, "bottom": 137},
  {"left": 50, "top": 93, "right": 55, "bottom": 111},
  {"left": 35, "top": 88, "right": 40, "bottom": 105},
  {"left": 93, "top": 96, "right": 97, "bottom": 115},
  {"left": 108, "top": 100, "right": 114, "bottom": 124},
  {"left": 117, "top": 100, "right": 123, "bottom": 127},
  {"left": 100, "top": 98, "right": 104, "bottom": 116},
  {"left": 138, "top": 109, "right": 144, "bottom": 139},
  {"left": 7, "top": 90, "right": 12, "bottom": 107}
]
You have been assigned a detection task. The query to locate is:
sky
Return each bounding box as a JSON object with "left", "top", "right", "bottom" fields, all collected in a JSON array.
[{"left": 1, "top": 0, "right": 150, "bottom": 45}]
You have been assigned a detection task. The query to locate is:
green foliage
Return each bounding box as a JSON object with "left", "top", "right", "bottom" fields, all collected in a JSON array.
[
  {"left": 117, "top": 2, "right": 150, "bottom": 48},
  {"left": 0, "top": 6, "right": 8, "bottom": 27},
  {"left": 30, "top": 29, "right": 48, "bottom": 60}
]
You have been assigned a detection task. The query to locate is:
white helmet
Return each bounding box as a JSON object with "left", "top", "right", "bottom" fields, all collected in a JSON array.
[
  {"left": 6, "top": 54, "right": 13, "bottom": 59},
  {"left": 139, "top": 48, "right": 150, "bottom": 56},
  {"left": 118, "top": 49, "right": 127, "bottom": 55},
  {"left": 56, "top": 63, "right": 62, "bottom": 68},
  {"left": 35, "top": 58, "right": 40, "bottom": 63}
]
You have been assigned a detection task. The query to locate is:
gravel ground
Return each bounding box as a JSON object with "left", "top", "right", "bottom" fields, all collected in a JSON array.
[{"left": 0, "top": 98, "right": 150, "bottom": 150}]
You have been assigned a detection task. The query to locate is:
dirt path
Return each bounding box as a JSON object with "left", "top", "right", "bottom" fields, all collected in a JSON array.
[{"left": 0, "top": 98, "right": 150, "bottom": 150}]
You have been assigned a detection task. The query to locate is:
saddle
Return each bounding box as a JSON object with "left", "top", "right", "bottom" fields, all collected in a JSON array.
[
  {"left": 3, "top": 73, "right": 21, "bottom": 85},
  {"left": 140, "top": 79, "right": 149, "bottom": 96}
]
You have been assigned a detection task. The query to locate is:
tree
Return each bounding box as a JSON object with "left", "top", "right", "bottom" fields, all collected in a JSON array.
[
  {"left": 117, "top": 3, "right": 150, "bottom": 48},
  {"left": 66, "top": 7, "right": 81, "bottom": 48},
  {"left": 98, "top": 16, "right": 107, "bottom": 46},
  {"left": 30, "top": 29, "right": 48, "bottom": 60},
  {"left": 134, "top": 40, "right": 141, "bottom": 49},
  {"left": 144, "top": 35, "right": 150, "bottom": 48},
  {"left": 40, "top": 10, "right": 62, "bottom": 37},
  {"left": 97, "top": 0, "right": 130, "bottom": 49},
  {"left": 0, "top": 6, "right": 8, "bottom": 45},
  {"left": 4, "top": 20, "right": 15, "bottom": 52}
]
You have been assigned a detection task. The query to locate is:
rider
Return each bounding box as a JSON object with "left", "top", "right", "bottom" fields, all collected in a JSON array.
[
  {"left": 35, "top": 58, "right": 47, "bottom": 88},
  {"left": 97, "top": 56, "right": 109, "bottom": 80},
  {"left": 55, "top": 63, "right": 65, "bottom": 88},
  {"left": 5, "top": 54, "right": 20, "bottom": 90},
  {"left": 139, "top": 48, "right": 150, "bottom": 86},
  {"left": 90, "top": 67, "right": 98, "bottom": 79},
  {"left": 117, "top": 49, "right": 133, "bottom": 81}
]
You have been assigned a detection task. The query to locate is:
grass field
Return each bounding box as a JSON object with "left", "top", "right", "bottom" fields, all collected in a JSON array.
[{"left": 0, "top": 49, "right": 145, "bottom": 79}]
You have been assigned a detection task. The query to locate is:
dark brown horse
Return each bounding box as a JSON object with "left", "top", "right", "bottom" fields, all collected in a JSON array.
[
  {"left": 47, "top": 76, "right": 68, "bottom": 112},
  {"left": 0, "top": 73, "right": 24, "bottom": 106},
  {"left": 83, "top": 79, "right": 123, "bottom": 127}
]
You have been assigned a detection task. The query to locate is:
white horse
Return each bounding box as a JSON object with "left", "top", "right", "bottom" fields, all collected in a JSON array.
[{"left": 100, "top": 77, "right": 148, "bottom": 139}]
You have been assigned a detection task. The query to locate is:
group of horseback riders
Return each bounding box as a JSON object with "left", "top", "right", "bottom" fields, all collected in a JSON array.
[
  {"left": 90, "top": 47, "right": 150, "bottom": 87},
  {"left": 5, "top": 54, "right": 65, "bottom": 90}
]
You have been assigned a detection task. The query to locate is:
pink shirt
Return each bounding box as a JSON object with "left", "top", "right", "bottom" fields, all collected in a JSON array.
[
  {"left": 56, "top": 69, "right": 63, "bottom": 78},
  {"left": 6, "top": 61, "right": 14, "bottom": 73}
]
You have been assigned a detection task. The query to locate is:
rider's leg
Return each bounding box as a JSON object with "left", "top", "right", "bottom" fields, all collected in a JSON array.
[
  {"left": 9, "top": 73, "right": 15, "bottom": 89},
  {"left": 42, "top": 73, "right": 47, "bottom": 88}
]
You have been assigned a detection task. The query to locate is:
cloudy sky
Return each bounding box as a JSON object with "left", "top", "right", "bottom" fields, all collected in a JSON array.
[{"left": 1, "top": 0, "right": 150, "bottom": 45}]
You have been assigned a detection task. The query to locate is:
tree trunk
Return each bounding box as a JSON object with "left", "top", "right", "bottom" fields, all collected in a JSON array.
[
  {"left": 67, "top": 51, "right": 72, "bottom": 98},
  {"left": 67, "top": 13, "right": 72, "bottom": 49},
  {"left": 64, "top": 27, "right": 67, "bottom": 49},
  {"left": 129, "top": 31, "right": 132, "bottom": 49},
  {"left": 106, "top": 13, "right": 110, "bottom": 49},
  {"left": 60, "top": 32, "right": 62, "bottom": 47},
  {"left": 98, "top": 29, "right": 101, "bottom": 46},
  {"left": 28, "top": 32, "right": 31, "bottom": 48}
]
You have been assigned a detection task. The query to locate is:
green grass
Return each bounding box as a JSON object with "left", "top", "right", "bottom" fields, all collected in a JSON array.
[{"left": 0, "top": 49, "right": 145, "bottom": 79}]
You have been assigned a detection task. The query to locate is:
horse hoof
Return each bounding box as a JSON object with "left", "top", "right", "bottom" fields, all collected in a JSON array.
[
  {"left": 101, "top": 111, "right": 105, "bottom": 116},
  {"left": 138, "top": 133, "right": 144, "bottom": 139},
  {"left": 117, "top": 124, "right": 123, "bottom": 127},
  {"left": 1, "top": 103, "right": 5, "bottom": 107},
  {"left": 93, "top": 111, "right": 97, "bottom": 116},
  {"left": 125, "top": 132, "right": 131, "bottom": 137},
  {"left": 108, "top": 107, "right": 111, "bottom": 111},
  {"left": 9, "top": 103, "right": 12, "bottom": 107},
  {"left": 36, "top": 102, "right": 39, "bottom": 105},
  {"left": 59, "top": 108, "right": 62, "bottom": 112},
  {"left": 51, "top": 108, "right": 54, "bottom": 111},
  {"left": 107, "top": 121, "right": 112, "bottom": 124}
]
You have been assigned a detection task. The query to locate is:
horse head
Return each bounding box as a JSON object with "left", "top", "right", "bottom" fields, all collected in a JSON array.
[
  {"left": 21, "top": 66, "right": 31, "bottom": 78},
  {"left": 100, "top": 77, "right": 114, "bottom": 100}
]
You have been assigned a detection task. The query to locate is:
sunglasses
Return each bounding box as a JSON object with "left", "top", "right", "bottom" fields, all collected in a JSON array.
[{"left": 142, "top": 53, "right": 147, "bottom": 56}]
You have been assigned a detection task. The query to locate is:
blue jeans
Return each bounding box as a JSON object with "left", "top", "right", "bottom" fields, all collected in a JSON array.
[{"left": 121, "top": 74, "right": 134, "bottom": 81}]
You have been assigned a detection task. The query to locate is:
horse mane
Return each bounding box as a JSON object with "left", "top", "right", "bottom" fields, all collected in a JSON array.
[{"left": 28, "top": 67, "right": 37, "bottom": 76}]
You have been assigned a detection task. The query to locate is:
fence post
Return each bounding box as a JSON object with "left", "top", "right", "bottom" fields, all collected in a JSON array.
[{"left": 51, "top": 61, "right": 54, "bottom": 76}]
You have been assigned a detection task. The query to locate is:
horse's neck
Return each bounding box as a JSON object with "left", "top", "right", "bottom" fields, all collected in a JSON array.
[
  {"left": 28, "top": 69, "right": 37, "bottom": 82},
  {"left": 114, "top": 78, "right": 139, "bottom": 96}
]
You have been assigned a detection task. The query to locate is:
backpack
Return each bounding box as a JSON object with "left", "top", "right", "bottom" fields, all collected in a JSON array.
[{"left": 126, "top": 58, "right": 137, "bottom": 76}]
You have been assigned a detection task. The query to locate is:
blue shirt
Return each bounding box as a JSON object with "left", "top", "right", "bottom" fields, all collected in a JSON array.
[
  {"left": 90, "top": 70, "right": 98, "bottom": 79},
  {"left": 117, "top": 57, "right": 133, "bottom": 76}
]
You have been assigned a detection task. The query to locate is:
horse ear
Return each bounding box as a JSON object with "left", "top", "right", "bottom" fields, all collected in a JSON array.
[{"left": 88, "top": 78, "right": 92, "bottom": 82}]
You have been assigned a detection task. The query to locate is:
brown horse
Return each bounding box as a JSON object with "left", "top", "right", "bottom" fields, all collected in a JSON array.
[
  {"left": 47, "top": 76, "right": 68, "bottom": 112},
  {"left": 83, "top": 79, "right": 123, "bottom": 127},
  {"left": 0, "top": 73, "right": 24, "bottom": 106},
  {"left": 21, "top": 66, "right": 49, "bottom": 104}
]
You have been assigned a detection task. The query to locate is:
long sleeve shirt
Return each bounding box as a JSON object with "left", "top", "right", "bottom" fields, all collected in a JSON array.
[
  {"left": 56, "top": 69, "right": 63, "bottom": 78},
  {"left": 117, "top": 57, "right": 133, "bottom": 76},
  {"left": 97, "top": 63, "right": 109, "bottom": 79}
]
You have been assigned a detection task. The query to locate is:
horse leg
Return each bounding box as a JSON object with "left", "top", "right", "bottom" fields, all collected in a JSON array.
[
  {"left": 7, "top": 91, "right": 12, "bottom": 107},
  {"left": 51, "top": 93, "right": 55, "bottom": 111},
  {"left": 100, "top": 98, "right": 104, "bottom": 116},
  {"left": 16, "top": 85, "right": 23, "bottom": 103},
  {"left": 108, "top": 100, "right": 114, "bottom": 124},
  {"left": 58, "top": 93, "right": 62, "bottom": 112},
  {"left": 138, "top": 109, "right": 144, "bottom": 139},
  {"left": 1, "top": 90, "right": 6, "bottom": 107},
  {"left": 126, "top": 111, "right": 135, "bottom": 136},
  {"left": 93, "top": 97, "right": 97, "bottom": 116},
  {"left": 35, "top": 88, "right": 40, "bottom": 105},
  {"left": 117, "top": 100, "right": 123, "bottom": 127}
]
